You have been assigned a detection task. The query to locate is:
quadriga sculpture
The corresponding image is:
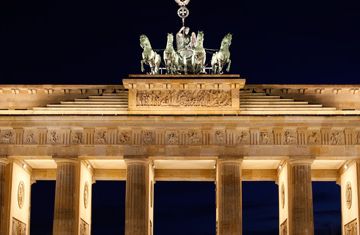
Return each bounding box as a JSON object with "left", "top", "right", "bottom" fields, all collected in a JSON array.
[
  {"left": 140, "top": 35, "right": 161, "bottom": 74},
  {"left": 211, "top": 33, "right": 232, "bottom": 74}
]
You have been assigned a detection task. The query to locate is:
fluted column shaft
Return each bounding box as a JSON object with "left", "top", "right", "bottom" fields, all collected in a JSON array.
[
  {"left": 217, "top": 159, "right": 242, "bottom": 235},
  {"left": 0, "top": 160, "right": 8, "bottom": 235},
  {"left": 53, "top": 160, "right": 79, "bottom": 235},
  {"left": 288, "top": 160, "right": 314, "bottom": 235},
  {"left": 125, "top": 159, "right": 150, "bottom": 235}
]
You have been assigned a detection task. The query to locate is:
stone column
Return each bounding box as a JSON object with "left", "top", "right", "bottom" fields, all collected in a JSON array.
[
  {"left": 53, "top": 159, "right": 93, "bottom": 235},
  {"left": 0, "top": 159, "right": 8, "bottom": 235},
  {"left": 53, "top": 160, "right": 79, "bottom": 235},
  {"left": 278, "top": 159, "right": 314, "bottom": 235},
  {"left": 216, "top": 158, "right": 242, "bottom": 235},
  {"left": 125, "top": 158, "right": 153, "bottom": 235}
]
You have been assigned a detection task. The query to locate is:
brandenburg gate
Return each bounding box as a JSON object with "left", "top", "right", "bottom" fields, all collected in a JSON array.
[{"left": 0, "top": 75, "right": 360, "bottom": 234}]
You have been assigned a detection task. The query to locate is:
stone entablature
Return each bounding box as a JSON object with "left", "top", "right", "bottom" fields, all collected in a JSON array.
[{"left": 0, "top": 116, "right": 360, "bottom": 158}]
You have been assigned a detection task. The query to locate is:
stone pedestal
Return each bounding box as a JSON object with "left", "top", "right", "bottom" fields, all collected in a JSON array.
[
  {"left": 53, "top": 160, "right": 93, "bottom": 235},
  {"left": 125, "top": 158, "right": 153, "bottom": 235},
  {"left": 216, "top": 158, "right": 242, "bottom": 235},
  {"left": 123, "top": 75, "right": 245, "bottom": 115},
  {"left": 278, "top": 159, "right": 314, "bottom": 235}
]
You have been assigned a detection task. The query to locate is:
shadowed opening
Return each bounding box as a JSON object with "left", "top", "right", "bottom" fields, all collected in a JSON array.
[
  {"left": 30, "top": 181, "right": 55, "bottom": 235},
  {"left": 154, "top": 182, "right": 216, "bottom": 235},
  {"left": 91, "top": 181, "right": 126, "bottom": 235},
  {"left": 242, "top": 181, "right": 279, "bottom": 235},
  {"left": 313, "top": 182, "right": 341, "bottom": 235}
]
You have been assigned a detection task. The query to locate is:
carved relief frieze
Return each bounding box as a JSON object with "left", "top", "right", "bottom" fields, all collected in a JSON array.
[
  {"left": 71, "top": 130, "right": 83, "bottom": 145},
  {"left": 118, "top": 130, "right": 132, "bottom": 145},
  {"left": 94, "top": 129, "right": 107, "bottom": 144},
  {"left": 47, "top": 129, "right": 63, "bottom": 145},
  {"left": 259, "top": 130, "right": 273, "bottom": 145},
  {"left": 165, "top": 130, "right": 179, "bottom": 145},
  {"left": 0, "top": 127, "right": 360, "bottom": 147},
  {"left": 80, "top": 219, "right": 90, "bottom": 235},
  {"left": 235, "top": 130, "right": 250, "bottom": 145},
  {"left": 12, "top": 218, "right": 26, "bottom": 235},
  {"left": 330, "top": 130, "right": 345, "bottom": 145},
  {"left": 280, "top": 220, "right": 287, "bottom": 235},
  {"left": 214, "top": 130, "right": 226, "bottom": 145},
  {"left": 357, "top": 131, "right": 360, "bottom": 144},
  {"left": 344, "top": 219, "right": 357, "bottom": 235},
  {"left": 186, "top": 130, "right": 202, "bottom": 145},
  {"left": 142, "top": 130, "right": 155, "bottom": 145},
  {"left": 136, "top": 90, "right": 232, "bottom": 107},
  {"left": 0, "top": 129, "right": 15, "bottom": 144},
  {"left": 307, "top": 129, "right": 321, "bottom": 145},
  {"left": 23, "top": 129, "right": 38, "bottom": 144},
  {"left": 283, "top": 129, "right": 297, "bottom": 145}
]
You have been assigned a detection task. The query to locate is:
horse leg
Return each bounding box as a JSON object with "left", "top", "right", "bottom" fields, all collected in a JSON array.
[
  {"left": 226, "top": 59, "right": 232, "bottom": 72},
  {"left": 141, "top": 60, "right": 145, "bottom": 73},
  {"left": 183, "top": 57, "right": 187, "bottom": 74}
]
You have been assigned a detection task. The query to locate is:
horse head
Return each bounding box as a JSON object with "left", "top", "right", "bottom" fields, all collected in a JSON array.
[
  {"left": 140, "top": 34, "right": 152, "bottom": 49},
  {"left": 220, "top": 33, "right": 232, "bottom": 49},
  {"left": 195, "top": 31, "right": 204, "bottom": 48},
  {"left": 166, "top": 33, "right": 174, "bottom": 47}
]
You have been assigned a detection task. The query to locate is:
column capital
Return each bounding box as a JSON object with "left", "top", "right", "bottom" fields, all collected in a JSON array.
[
  {"left": 217, "top": 156, "right": 243, "bottom": 164},
  {"left": 0, "top": 158, "right": 9, "bottom": 165},
  {"left": 124, "top": 157, "right": 150, "bottom": 166},
  {"left": 287, "top": 157, "right": 314, "bottom": 165},
  {"left": 53, "top": 158, "right": 79, "bottom": 165}
]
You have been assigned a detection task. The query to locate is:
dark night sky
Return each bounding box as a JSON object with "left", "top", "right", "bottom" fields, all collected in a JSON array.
[{"left": 1, "top": 0, "right": 357, "bottom": 234}]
